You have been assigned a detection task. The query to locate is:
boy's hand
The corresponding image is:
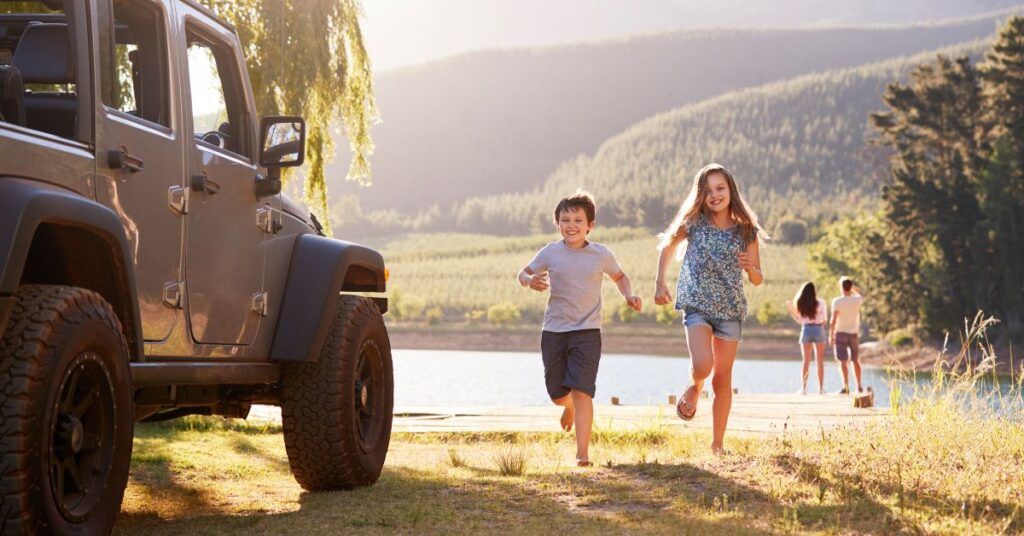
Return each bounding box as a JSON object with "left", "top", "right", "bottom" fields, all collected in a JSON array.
[
  {"left": 528, "top": 273, "right": 549, "bottom": 292},
  {"left": 626, "top": 295, "right": 642, "bottom": 312},
  {"left": 654, "top": 282, "right": 673, "bottom": 305}
]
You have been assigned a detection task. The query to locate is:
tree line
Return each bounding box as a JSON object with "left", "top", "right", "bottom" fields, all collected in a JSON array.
[{"left": 812, "top": 17, "right": 1024, "bottom": 339}]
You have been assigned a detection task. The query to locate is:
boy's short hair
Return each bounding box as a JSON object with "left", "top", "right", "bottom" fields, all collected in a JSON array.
[
  {"left": 840, "top": 277, "right": 854, "bottom": 292},
  {"left": 554, "top": 189, "right": 596, "bottom": 224}
]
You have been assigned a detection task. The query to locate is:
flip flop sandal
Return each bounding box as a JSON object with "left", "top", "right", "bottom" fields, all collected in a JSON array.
[
  {"left": 577, "top": 460, "right": 593, "bottom": 467},
  {"left": 676, "top": 387, "right": 698, "bottom": 421}
]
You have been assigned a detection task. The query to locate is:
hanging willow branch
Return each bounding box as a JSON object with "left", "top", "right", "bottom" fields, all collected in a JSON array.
[{"left": 201, "top": 0, "right": 377, "bottom": 235}]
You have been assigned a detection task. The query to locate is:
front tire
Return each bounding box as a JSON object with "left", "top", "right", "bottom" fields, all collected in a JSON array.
[
  {"left": 0, "top": 285, "right": 134, "bottom": 535},
  {"left": 280, "top": 296, "right": 394, "bottom": 490}
]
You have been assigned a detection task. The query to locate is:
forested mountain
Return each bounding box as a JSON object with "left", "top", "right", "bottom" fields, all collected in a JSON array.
[
  {"left": 442, "top": 41, "right": 988, "bottom": 235},
  {"left": 326, "top": 11, "right": 1015, "bottom": 216}
]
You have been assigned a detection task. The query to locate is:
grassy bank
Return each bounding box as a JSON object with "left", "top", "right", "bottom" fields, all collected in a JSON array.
[
  {"left": 116, "top": 404, "right": 1022, "bottom": 535},
  {"left": 367, "top": 229, "right": 809, "bottom": 327}
]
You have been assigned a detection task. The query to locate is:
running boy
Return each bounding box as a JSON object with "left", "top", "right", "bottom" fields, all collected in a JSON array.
[{"left": 517, "top": 190, "right": 641, "bottom": 467}]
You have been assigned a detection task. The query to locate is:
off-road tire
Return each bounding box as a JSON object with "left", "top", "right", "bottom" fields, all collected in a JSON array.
[
  {"left": 280, "top": 296, "right": 393, "bottom": 490},
  {"left": 0, "top": 285, "right": 134, "bottom": 535}
]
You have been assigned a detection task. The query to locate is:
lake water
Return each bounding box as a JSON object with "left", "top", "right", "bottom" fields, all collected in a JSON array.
[{"left": 393, "top": 349, "right": 913, "bottom": 407}]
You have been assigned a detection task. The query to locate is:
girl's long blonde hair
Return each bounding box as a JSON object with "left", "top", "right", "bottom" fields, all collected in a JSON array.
[{"left": 657, "top": 163, "right": 766, "bottom": 252}]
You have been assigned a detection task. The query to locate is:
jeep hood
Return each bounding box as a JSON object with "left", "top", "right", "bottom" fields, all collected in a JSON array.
[{"left": 280, "top": 194, "right": 311, "bottom": 225}]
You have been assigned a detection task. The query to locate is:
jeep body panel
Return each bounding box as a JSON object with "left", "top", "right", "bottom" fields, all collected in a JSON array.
[
  {"left": 0, "top": 178, "right": 144, "bottom": 360},
  {"left": 270, "top": 233, "right": 386, "bottom": 362}
]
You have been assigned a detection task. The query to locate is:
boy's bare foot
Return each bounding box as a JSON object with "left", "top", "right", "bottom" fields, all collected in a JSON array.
[
  {"left": 710, "top": 444, "right": 727, "bottom": 456},
  {"left": 560, "top": 406, "right": 575, "bottom": 432}
]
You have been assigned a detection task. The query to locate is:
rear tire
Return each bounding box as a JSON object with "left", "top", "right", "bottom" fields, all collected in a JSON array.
[
  {"left": 0, "top": 285, "right": 134, "bottom": 535},
  {"left": 280, "top": 296, "right": 393, "bottom": 490}
]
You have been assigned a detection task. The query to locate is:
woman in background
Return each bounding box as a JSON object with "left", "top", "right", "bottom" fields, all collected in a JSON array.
[{"left": 787, "top": 281, "right": 827, "bottom": 395}]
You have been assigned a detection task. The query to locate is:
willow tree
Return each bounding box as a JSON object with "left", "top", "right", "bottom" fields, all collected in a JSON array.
[{"left": 201, "top": 0, "right": 377, "bottom": 234}]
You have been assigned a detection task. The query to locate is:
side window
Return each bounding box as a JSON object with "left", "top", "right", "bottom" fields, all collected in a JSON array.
[
  {"left": 185, "top": 27, "right": 249, "bottom": 158},
  {"left": 100, "top": 0, "right": 169, "bottom": 127}
]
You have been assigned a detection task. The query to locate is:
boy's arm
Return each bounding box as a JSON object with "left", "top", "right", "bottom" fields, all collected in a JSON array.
[
  {"left": 829, "top": 304, "right": 840, "bottom": 344},
  {"left": 610, "top": 271, "right": 642, "bottom": 311},
  {"left": 517, "top": 266, "right": 548, "bottom": 291}
]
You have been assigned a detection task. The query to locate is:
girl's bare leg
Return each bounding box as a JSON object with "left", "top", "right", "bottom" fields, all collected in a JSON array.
[
  {"left": 814, "top": 342, "right": 825, "bottom": 393},
  {"left": 570, "top": 390, "right": 593, "bottom": 462},
  {"left": 710, "top": 337, "right": 738, "bottom": 453},
  {"left": 683, "top": 325, "right": 715, "bottom": 410},
  {"left": 800, "top": 342, "right": 813, "bottom": 391}
]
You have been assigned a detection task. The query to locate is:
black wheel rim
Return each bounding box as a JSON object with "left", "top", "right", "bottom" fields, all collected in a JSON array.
[
  {"left": 353, "top": 339, "right": 385, "bottom": 452},
  {"left": 49, "top": 352, "right": 117, "bottom": 522}
]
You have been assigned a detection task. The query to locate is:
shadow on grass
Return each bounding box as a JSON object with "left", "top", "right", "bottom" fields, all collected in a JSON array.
[{"left": 114, "top": 460, "right": 824, "bottom": 535}]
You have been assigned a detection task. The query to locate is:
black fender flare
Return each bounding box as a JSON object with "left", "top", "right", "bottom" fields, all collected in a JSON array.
[
  {"left": 0, "top": 178, "right": 144, "bottom": 360},
  {"left": 269, "top": 233, "right": 387, "bottom": 362}
]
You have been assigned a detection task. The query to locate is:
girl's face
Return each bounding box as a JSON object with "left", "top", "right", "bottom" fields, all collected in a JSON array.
[
  {"left": 703, "top": 171, "right": 731, "bottom": 214},
  {"left": 556, "top": 207, "right": 593, "bottom": 248}
]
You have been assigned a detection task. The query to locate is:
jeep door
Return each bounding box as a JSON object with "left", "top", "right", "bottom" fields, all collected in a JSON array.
[
  {"left": 178, "top": 9, "right": 266, "bottom": 346},
  {"left": 94, "top": 0, "right": 183, "bottom": 343}
]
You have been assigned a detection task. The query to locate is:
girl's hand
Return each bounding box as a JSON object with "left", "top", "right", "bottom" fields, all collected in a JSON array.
[
  {"left": 654, "top": 282, "right": 673, "bottom": 305},
  {"left": 738, "top": 251, "right": 755, "bottom": 272},
  {"left": 626, "top": 295, "right": 642, "bottom": 312},
  {"left": 529, "top": 273, "right": 549, "bottom": 292}
]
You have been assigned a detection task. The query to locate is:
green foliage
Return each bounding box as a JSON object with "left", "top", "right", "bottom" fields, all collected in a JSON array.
[
  {"left": 886, "top": 328, "right": 915, "bottom": 348},
  {"left": 425, "top": 306, "right": 444, "bottom": 325},
  {"left": 755, "top": 300, "right": 787, "bottom": 327},
  {"left": 616, "top": 302, "right": 639, "bottom": 323},
  {"left": 397, "top": 296, "right": 427, "bottom": 321},
  {"left": 370, "top": 229, "right": 807, "bottom": 325},
  {"left": 199, "top": 0, "right": 377, "bottom": 234},
  {"left": 776, "top": 217, "right": 808, "bottom": 245},
  {"left": 655, "top": 304, "right": 677, "bottom": 325},
  {"left": 486, "top": 303, "right": 522, "bottom": 326},
  {"left": 865, "top": 18, "right": 1024, "bottom": 336}
]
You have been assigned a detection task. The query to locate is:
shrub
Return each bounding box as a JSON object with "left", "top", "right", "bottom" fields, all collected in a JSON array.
[
  {"left": 425, "top": 306, "right": 444, "bottom": 325},
  {"left": 756, "top": 300, "right": 787, "bottom": 326},
  {"left": 617, "top": 303, "right": 639, "bottom": 323},
  {"left": 656, "top": 304, "right": 677, "bottom": 325},
  {"left": 398, "top": 295, "right": 427, "bottom": 320},
  {"left": 487, "top": 303, "right": 522, "bottom": 325},
  {"left": 493, "top": 445, "right": 528, "bottom": 476},
  {"left": 464, "top": 309, "right": 486, "bottom": 322},
  {"left": 886, "top": 328, "right": 915, "bottom": 348},
  {"left": 776, "top": 217, "right": 808, "bottom": 245}
]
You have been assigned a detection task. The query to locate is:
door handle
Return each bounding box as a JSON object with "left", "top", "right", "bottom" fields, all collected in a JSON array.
[
  {"left": 107, "top": 147, "right": 144, "bottom": 173},
  {"left": 191, "top": 173, "right": 221, "bottom": 195}
]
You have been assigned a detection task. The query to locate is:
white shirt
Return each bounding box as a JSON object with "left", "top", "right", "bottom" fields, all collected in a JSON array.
[{"left": 831, "top": 294, "right": 864, "bottom": 334}]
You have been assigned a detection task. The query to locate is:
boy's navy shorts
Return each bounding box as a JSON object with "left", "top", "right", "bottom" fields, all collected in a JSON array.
[{"left": 540, "top": 329, "right": 601, "bottom": 399}]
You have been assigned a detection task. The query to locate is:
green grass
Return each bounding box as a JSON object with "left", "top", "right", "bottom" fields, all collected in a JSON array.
[{"left": 369, "top": 228, "right": 809, "bottom": 326}]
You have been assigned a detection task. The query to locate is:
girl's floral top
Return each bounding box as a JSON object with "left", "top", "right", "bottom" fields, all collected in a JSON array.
[{"left": 675, "top": 215, "right": 751, "bottom": 321}]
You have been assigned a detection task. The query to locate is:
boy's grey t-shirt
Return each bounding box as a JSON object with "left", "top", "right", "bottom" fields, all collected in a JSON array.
[{"left": 527, "top": 241, "right": 622, "bottom": 332}]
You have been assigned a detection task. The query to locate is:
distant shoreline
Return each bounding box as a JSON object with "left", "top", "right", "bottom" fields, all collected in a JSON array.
[{"left": 385, "top": 322, "right": 1016, "bottom": 375}]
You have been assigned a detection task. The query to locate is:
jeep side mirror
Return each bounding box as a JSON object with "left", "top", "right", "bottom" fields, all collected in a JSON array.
[{"left": 256, "top": 116, "right": 305, "bottom": 197}]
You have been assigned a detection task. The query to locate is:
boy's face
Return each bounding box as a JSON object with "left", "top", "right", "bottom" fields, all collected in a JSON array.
[{"left": 556, "top": 206, "right": 594, "bottom": 248}]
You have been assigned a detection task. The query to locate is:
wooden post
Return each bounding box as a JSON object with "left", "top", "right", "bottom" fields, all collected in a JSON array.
[
  {"left": 853, "top": 386, "right": 874, "bottom": 408},
  {"left": 668, "top": 395, "right": 677, "bottom": 405},
  {"left": 611, "top": 396, "right": 620, "bottom": 406}
]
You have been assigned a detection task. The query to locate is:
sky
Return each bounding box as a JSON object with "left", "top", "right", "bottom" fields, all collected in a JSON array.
[{"left": 359, "top": 0, "right": 1019, "bottom": 72}]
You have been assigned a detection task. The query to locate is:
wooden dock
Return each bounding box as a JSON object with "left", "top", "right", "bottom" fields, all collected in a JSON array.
[{"left": 249, "top": 393, "right": 888, "bottom": 436}]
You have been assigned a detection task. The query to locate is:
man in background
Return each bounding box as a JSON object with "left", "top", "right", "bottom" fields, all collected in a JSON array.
[{"left": 830, "top": 277, "right": 864, "bottom": 394}]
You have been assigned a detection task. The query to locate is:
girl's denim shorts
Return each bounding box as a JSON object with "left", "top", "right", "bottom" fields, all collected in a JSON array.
[
  {"left": 800, "top": 323, "right": 827, "bottom": 344},
  {"left": 682, "top": 308, "right": 743, "bottom": 341}
]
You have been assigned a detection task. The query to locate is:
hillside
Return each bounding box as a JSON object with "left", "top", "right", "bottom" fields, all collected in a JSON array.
[
  {"left": 408, "top": 39, "right": 987, "bottom": 237},
  {"left": 326, "top": 11, "right": 1016, "bottom": 217}
]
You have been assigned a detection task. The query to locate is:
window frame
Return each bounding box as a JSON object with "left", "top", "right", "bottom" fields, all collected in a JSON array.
[
  {"left": 98, "top": 0, "right": 173, "bottom": 134},
  {"left": 182, "top": 18, "right": 252, "bottom": 161}
]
